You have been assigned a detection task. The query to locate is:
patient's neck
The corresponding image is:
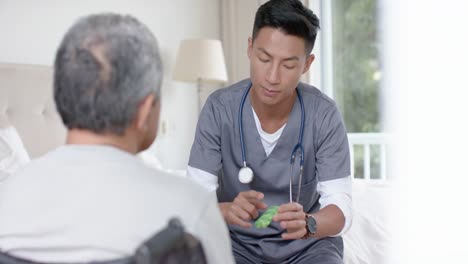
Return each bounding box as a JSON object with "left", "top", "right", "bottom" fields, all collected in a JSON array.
[{"left": 66, "top": 129, "right": 138, "bottom": 154}]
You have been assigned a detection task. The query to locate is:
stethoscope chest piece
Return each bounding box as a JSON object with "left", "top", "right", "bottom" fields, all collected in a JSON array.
[{"left": 238, "top": 166, "right": 254, "bottom": 184}]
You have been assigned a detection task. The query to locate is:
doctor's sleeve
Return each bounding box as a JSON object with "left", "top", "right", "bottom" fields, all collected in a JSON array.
[
  {"left": 187, "top": 166, "right": 219, "bottom": 192},
  {"left": 317, "top": 176, "right": 353, "bottom": 236},
  {"left": 315, "top": 105, "right": 353, "bottom": 235},
  {"left": 188, "top": 97, "right": 223, "bottom": 180},
  {"left": 315, "top": 105, "right": 351, "bottom": 182}
]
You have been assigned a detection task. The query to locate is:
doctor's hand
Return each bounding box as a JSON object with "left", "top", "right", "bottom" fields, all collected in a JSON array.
[
  {"left": 273, "top": 202, "right": 307, "bottom": 240},
  {"left": 219, "top": 190, "right": 268, "bottom": 228}
]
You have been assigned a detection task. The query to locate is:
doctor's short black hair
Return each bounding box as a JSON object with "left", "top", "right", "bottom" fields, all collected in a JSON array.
[{"left": 252, "top": 0, "right": 320, "bottom": 54}]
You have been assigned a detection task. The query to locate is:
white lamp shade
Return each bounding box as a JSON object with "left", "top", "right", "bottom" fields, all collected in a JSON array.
[{"left": 173, "top": 39, "right": 228, "bottom": 83}]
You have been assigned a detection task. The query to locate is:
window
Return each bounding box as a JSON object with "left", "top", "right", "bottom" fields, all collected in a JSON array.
[{"left": 309, "top": 0, "right": 387, "bottom": 180}]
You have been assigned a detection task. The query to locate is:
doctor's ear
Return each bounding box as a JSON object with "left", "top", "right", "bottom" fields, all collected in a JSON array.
[
  {"left": 302, "top": 54, "right": 315, "bottom": 74},
  {"left": 247, "top": 37, "right": 253, "bottom": 59},
  {"left": 135, "top": 94, "right": 156, "bottom": 131}
]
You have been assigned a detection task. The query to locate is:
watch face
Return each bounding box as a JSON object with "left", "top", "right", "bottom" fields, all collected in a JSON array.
[{"left": 307, "top": 216, "right": 317, "bottom": 234}]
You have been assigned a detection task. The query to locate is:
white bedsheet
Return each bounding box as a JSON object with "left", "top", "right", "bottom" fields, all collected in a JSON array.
[
  {"left": 0, "top": 126, "right": 30, "bottom": 182},
  {"left": 343, "top": 179, "right": 393, "bottom": 264}
]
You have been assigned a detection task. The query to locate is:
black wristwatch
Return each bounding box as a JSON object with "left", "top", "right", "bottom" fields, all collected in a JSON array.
[{"left": 305, "top": 214, "right": 317, "bottom": 236}]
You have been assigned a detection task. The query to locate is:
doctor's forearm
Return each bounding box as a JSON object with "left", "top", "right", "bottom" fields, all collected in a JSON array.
[{"left": 310, "top": 204, "right": 345, "bottom": 238}]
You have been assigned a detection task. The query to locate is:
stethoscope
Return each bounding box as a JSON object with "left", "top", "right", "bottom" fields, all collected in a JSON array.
[{"left": 237, "top": 82, "right": 306, "bottom": 203}]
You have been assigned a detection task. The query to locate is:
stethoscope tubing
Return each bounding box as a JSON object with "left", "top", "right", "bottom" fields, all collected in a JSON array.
[
  {"left": 238, "top": 82, "right": 252, "bottom": 168},
  {"left": 238, "top": 82, "right": 306, "bottom": 203}
]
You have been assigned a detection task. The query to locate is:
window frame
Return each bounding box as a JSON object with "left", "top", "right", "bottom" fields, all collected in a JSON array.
[{"left": 308, "top": 0, "right": 388, "bottom": 180}]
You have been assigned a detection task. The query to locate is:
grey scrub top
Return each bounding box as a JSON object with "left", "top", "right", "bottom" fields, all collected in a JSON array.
[{"left": 189, "top": 79, "right": 350, "bottom": 262}]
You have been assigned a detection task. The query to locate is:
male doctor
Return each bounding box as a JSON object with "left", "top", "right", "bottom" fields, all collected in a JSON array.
[{"left": 188, "top": 0, "right": 352, "bottom": 263}]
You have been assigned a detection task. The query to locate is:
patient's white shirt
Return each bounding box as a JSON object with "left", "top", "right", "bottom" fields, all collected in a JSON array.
[{"left": 0, "top": 145, "right": 234, "bottom": 264}]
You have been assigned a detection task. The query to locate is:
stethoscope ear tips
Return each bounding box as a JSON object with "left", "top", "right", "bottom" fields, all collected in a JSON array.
[{"left": 238, "top": 166, "right": 254, "bottom": 184}]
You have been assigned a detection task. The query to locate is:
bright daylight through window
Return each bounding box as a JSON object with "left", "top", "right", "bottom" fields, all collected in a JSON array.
[{"left": 311, "top": 0, "right": 385, "bottom": 180}]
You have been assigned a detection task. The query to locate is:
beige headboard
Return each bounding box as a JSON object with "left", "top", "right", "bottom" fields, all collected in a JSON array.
[{"left": 0, "top": 63, "right": 66, "bottom": 158}]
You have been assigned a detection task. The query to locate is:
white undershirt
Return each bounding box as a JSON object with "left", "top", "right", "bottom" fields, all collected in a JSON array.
[
  {"left": 187, "top": 107, "right": 352, "bottom": 236},
  {"left": 252, "top": 108, "right": 286, "bottom": 156}
]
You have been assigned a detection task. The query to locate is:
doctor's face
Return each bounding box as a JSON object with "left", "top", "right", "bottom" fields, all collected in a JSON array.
[{"left": 248, "top": 27, "right": 314, "bottom": 107}]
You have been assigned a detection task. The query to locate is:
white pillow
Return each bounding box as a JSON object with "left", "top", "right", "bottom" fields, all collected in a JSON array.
[
  {"left": 138, "top": 150, "right": 187, "bottom": 178},
  {"left": 0, "top": 126, "right": 31, "bottom": 181}
]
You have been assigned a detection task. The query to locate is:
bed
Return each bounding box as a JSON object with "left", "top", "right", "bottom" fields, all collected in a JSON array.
[
  {"left": 0, "top": 62, "right": 391, "bottom": 264},
  {"left": 0, "top": 63, "right": 66, "bottom": 158}
]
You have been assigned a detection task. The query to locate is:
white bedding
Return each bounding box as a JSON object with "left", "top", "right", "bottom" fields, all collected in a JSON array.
[
  {"left": 0, "top": 126, "right": 30, "bottom": 182},
  {"left": 343, "top": 179, "right": 392, "bottom": 264}
]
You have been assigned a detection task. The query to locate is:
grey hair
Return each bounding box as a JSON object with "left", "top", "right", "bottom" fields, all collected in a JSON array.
[{"left": 54, "top": 13, "right": 162, "bottom": 135}]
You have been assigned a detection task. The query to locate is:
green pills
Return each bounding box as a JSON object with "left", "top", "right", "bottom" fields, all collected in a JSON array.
[{"left": 255, "top": 205, "right": 279, "bottom": 228}]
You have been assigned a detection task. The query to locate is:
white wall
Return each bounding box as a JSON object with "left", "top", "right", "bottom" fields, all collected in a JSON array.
[
  {"left": 221, "top": 0, "right": 261, "bottom": 84},
  {"left": 0, "top": 0, "right": 222, "bottom": 169}
]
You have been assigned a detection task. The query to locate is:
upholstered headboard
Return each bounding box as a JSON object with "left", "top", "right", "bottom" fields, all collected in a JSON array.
[{"left": 0, "top": 63, "right": 66, "bottom": 158}]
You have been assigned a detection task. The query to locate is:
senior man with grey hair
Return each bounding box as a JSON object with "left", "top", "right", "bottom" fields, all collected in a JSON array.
[{"left": 0, "top": 13, "right": 234, "bottom": 264}]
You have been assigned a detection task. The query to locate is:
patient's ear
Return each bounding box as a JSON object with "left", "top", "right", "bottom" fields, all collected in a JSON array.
[{"left": 135, "top": 94, "right": 156, "bottom": 132}]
